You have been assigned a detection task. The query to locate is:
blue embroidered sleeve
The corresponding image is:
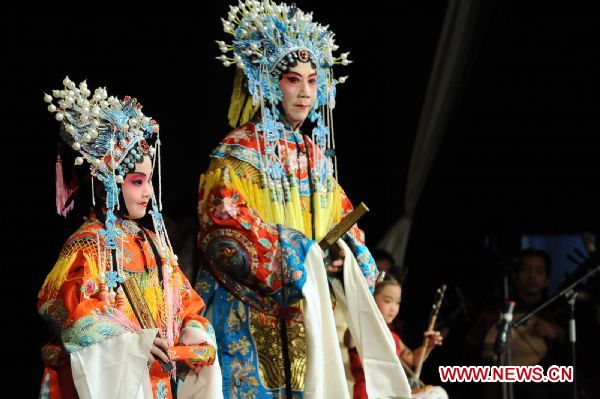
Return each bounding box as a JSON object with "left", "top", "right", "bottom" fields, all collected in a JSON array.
[
  {"left": 343, "top": 232, "right": 378, "bottom": 293},
  {"left": 277, "top": 225, "right": 314, "bottom": 304},
  {"left": 195, "top": 267, "right": 219, "bottom": 312}
]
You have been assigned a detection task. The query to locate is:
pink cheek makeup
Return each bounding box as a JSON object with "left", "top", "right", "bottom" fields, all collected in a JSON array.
[
  {"left": 122, "top": 173, "right": 150, "bottom": 194},
  {"left": 122, "top": 180, "right": 141, "bottom": 192},
  {"left": 280, "top": 76, "right": 298, "bottom": 90}
]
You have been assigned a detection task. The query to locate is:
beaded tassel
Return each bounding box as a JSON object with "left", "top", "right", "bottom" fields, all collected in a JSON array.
[
  {"left": 108, "top": 288, "right": 116, "bottom": 307},
  {"left": 98, "top": 273, "right": 108, "bottom": 303},
  {"left": 115, "top": 286, "right": 126, "bottom": 311}
]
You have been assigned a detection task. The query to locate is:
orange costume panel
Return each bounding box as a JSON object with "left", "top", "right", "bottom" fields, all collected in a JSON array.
[{"left": 38, "top": 218, "right": 216, "bottom": 399}]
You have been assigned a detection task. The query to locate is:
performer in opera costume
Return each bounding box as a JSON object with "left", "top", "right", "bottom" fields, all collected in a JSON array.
[
  {"left": 38, "top": 77, "right": 222, "bottom": 399},
  {"left": 195, "top": 2, "right": 411, "bottom": 398}
]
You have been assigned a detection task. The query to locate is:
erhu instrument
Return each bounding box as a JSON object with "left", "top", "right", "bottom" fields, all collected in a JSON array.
[{"left": 409, "top": 284, "right": 447, "bottom": 389}]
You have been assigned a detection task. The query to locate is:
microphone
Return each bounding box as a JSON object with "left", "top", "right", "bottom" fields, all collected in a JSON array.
[{"left": 494, "top": 300, "right": 515, "bottom": 356}]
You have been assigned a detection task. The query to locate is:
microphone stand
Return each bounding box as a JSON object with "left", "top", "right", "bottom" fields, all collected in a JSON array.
[
  {"left": 497, "top": 257, "right": 518, "bottom": 303},
  {"left": 498, "top": 321, "right": 514, "bottom": 399},
  {"left": 495, "top": 257, "right": 517, "bottom": 399},
  {"left": 566, "top": 291, "right": 577, "bottom": 399},
  {"left": 499, "top": 264, "right": 600, "bottom": 399}
]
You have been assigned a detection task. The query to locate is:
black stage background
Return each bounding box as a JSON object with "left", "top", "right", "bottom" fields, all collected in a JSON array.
[{"left": 5, "top": 3, "right": 600, "bottom": 397}]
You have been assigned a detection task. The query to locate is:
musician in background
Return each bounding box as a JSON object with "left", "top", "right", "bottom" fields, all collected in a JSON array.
[
  {"left": 466, "top": 248, "right": 569, "bottom": 399},
  {"left": 372, "top": 248, "right": 402, "bottom": 277},
  {"left": 371, "top": 248, "right": 397, "bottom": 274},
  {"left": 345, "top": 274, "right": 448, "bottom": 399}
]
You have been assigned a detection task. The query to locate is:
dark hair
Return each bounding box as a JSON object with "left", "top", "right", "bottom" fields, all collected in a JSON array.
[
  {"left": 371, "top": 249, "right": 396, "bottom": 267},
  {"left": 518, "top": 248, "right": 552, "bottom": 276},
  {"left": 273, "top": 51, "right": 317, "bottom": 79},
  {"left": 374, "top": 273, "right": 402, "bottom": 296}
]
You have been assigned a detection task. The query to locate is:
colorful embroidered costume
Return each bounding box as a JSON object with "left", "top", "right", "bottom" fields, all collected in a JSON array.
[
  {"left": 196, "top": 121, "right": 378, "bottom": 399},
  {"left": 194, "top": 2, "right": 413, "bottom": 397},
  {"left": 39, "top": 218, "right": 216, "bottom": 399},
  {"left": 39, "top": 77, "right": 221, "bottom": 398}
]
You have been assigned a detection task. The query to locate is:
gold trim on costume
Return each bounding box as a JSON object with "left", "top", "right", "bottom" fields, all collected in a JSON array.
[{"left": 249, "top": 304, "right": 306, "bottom": 391}]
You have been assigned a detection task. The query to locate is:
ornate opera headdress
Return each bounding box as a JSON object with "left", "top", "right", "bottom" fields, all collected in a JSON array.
[
  {"left": 45, "top": 77, "right": 176, "bottom": 291},
  {"left": 217, "top": 0, "right": 351, "bottom": 184}
]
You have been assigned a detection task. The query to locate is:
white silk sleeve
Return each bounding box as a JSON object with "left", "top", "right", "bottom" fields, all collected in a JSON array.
[{"left": 70, "top": 329, "right": 157, "bottom": 399}]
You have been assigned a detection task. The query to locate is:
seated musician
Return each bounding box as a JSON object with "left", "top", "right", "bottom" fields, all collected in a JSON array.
[
  {"left": 466, "top": 248, "right": 570, "bottom": 399},
  {"left": 344, "top": 273, "right": 448, "bottom": 399},
  {"left": 371, "top": 248, "right": 402, "bottom": 277}
]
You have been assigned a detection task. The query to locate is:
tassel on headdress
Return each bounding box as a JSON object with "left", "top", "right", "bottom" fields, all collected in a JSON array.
[
  {"left": 55, "top": 154, "right": 76, "bottom": 217},
  {"left": 228, "top": 69, "right": 259, "bottom": 128}
]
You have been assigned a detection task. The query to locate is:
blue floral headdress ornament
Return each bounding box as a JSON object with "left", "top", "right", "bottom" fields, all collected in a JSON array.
[
  {"left": 45, "top": 77, "right": 177, "bottom": 290},
  {"left": 217, "top": 0, "right": 351, "bottom": 183}
]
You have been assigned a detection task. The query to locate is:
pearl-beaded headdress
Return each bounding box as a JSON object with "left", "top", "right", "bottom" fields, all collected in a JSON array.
[
  {"left": 217, "top": 0, "right": 351, "bottom": 183},
  {"left": 45, "top": 76, "right": 159, "bottom": 185},
  {"left": 45, "top": 77, "right": 176, "bottom": 293}
]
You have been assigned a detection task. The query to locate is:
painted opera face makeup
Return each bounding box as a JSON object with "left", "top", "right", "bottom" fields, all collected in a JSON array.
[
  {"left": 121, "top": 156, "right": 153, "bottom": 220},
  {"left": 374, "top": 284, "right": 402, "bottom": 324},
  {"left": 279, "top": 61, "right": 317, "bottom": 130}
]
